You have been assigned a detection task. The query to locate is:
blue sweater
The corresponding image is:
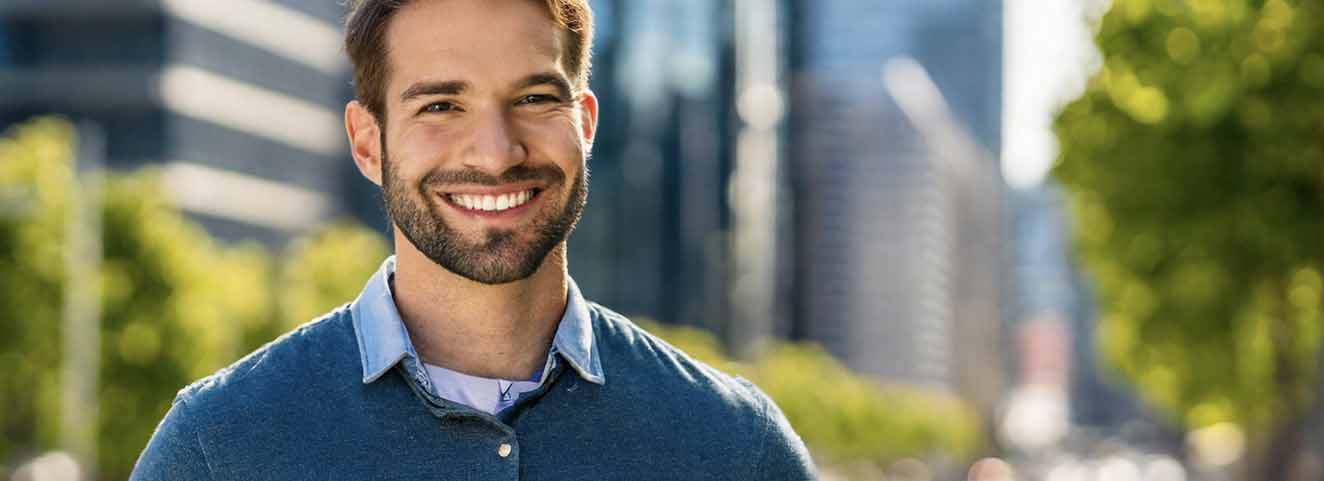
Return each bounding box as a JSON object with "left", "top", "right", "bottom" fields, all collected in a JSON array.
[{"left": 130, "top": 300, "right": 816, "bottom": 480}]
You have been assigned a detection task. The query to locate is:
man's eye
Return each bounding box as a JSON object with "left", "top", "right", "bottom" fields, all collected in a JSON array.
[
  {"left": 517, "top": 94, "right": 559, "bottom": 106},
  {"left": 420, "top": 102, "right": 456, "bottom": 114}
]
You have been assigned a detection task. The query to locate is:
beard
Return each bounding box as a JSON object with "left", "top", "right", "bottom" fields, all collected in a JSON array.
[{"left": 380, "top": 141, "right": 588, "bottom": 285}]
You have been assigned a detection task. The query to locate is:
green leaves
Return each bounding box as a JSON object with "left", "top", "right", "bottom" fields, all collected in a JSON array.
[
  {"left": 0, "top": 117, "right": 387, "bottom": 480},
  {"left": 277, "top": 222, "right": 389, "bottom": 332},
  {"left": 1054, "top": 0, "right": 1324, "bottom": 440}
]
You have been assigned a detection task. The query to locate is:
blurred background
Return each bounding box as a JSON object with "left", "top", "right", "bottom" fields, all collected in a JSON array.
[{"left": 1, "top": 0, "right": 1322, "bottom": 480}]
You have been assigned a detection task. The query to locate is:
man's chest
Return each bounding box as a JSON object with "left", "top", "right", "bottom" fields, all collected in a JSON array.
[{"left": 198, "top": 378, "right": 755, "bottom": 480}]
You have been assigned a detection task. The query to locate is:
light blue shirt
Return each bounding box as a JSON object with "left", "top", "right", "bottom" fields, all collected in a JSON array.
[{"left": 351, "top": 256, "right": 604, "bottom": 414}]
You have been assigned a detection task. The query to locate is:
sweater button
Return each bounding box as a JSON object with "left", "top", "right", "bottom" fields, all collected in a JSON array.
[{"left": 497, "top": 443, "right": 512, "bottom": 458}]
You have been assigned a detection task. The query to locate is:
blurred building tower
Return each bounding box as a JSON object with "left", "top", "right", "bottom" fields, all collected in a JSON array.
[
  {"left": 785, "top": 0, "right": 1006, "bottom": 416},
  {"left": 569, "top": 0, "right": 737, "bottom": 331},
  {"left": 0, "top": 0, "right": 372, "bottom": 246}
]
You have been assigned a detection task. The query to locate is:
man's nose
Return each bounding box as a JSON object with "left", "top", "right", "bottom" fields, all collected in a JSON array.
[{"left": 460, "top": 108, "right": 527, "bottom": 175}]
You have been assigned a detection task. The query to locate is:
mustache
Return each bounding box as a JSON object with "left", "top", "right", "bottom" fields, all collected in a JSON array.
[{"left": 419, "top": 164, "right": 565, "bottom": 188}]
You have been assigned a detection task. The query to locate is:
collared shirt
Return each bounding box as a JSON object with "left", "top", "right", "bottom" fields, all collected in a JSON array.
[
  {"left": 131, "top": 257, "right": 816, "bottom": 480},
  {"left": 353, "top": 256, "right": 603, "bottom": 414}
]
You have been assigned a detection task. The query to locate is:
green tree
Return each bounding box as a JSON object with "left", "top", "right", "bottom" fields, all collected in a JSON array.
[
  {"left": 0, "top": 118, "right": 277, "bottom": 480},
  {"left": 1054, "top": 0, "right": 1324, "bottom": 477},
  {"left": 276, "top": 222, "right": 390, "bottom": 332},
  {"left": 0, "top": 118, "right": 72, "bottom": 467}
]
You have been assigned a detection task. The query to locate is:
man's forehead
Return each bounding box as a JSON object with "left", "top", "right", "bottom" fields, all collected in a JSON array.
[{"left": 384, "top": 0, "right": 566, "bottom": 87}]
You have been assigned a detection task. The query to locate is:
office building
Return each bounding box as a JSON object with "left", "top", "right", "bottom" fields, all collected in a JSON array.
[
  {"left": 786, "top": 0, "right": 1006, "bottom": 413},
  {"left": 0, "top": 0, "right": 369, "bottom": 246}
]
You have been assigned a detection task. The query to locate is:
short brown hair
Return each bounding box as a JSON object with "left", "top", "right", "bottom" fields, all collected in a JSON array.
[{"left": 344, "top": 0, "right": 594, "bottom": 120}]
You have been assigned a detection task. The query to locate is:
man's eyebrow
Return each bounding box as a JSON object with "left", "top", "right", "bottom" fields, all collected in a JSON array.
[
  {"left": 515, "top": 73, "right": 572, "bottom": 99},
  {"left": 399, "top": 80, "right": 470, "bottom": 102}
]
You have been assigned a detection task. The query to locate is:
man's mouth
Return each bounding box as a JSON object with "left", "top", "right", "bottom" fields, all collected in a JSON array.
[{"left": 445, "top": 188, "right": 542, "bottom": 213}]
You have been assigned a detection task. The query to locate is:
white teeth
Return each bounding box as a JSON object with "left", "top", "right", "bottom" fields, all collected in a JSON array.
[{"left": 450, "top": 190, "right": 535, "bottom": 212}]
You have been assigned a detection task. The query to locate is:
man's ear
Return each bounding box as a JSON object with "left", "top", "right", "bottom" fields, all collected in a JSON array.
[
  {"left": 577, "top": 90, "right": 599, "bottom": 152},
  {"left": 345, "top": 100, "right": 384, "bottom": 186}
]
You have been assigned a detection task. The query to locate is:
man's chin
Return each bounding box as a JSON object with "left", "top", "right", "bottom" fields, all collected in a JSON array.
[
  {"left": 419, "top": 233, "right": 556, "bottom": 284},
  {"left": 440, "top": 251, "right": 548, "bottom": 285}
]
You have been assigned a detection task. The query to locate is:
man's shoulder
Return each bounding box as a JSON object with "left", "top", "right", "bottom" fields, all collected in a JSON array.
[
  {"left": 584, "top": 303, "right": 816, "bottom": 477},
  {"left": 586, "top": 303, "right": 772, "bottom": 417},
  {"left": 175, "top": 303, "right": 357, "bottom": 409}
]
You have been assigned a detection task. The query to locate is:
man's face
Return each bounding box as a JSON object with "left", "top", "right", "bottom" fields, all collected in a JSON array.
[{"left": 373, "top": 0, "right": 596, "bottom": 284}]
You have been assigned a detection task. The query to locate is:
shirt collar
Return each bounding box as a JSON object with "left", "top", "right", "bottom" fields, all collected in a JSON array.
[{"left": 351, "top": 256, "right": 604, "bottom": 386}]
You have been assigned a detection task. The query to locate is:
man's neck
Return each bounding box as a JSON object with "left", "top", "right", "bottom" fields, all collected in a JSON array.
[{"left": 390, "top": 230, "right": 568, "bottom": 380}]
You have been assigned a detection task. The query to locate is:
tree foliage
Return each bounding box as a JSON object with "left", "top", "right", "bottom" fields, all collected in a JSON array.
[
  {"left": 0, "top": 118, "right": 391, "bottom": 479},
  {"left": 0, "top": 118, "right": 73, "bottom": 466},
  {"left": 274, "top": 222, "right": 390, "bottom": 333},
  {"left": 0, "top": 118, "right": 275, "bottom": 479},
  {"left": 1054, "top": 0, "right": 1324, "bottom": 442}
]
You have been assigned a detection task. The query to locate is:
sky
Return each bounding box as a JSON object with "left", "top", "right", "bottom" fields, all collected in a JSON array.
[{"left": 1001, "top": 0, "right": 1109, "bottom": 189}]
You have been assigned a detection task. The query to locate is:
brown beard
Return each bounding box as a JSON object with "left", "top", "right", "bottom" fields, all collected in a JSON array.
[{"left": 379, "top": 137, "right": 588, "bottom": 285}]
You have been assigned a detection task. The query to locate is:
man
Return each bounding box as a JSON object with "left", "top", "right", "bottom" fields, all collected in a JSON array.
[{"left": 130, "top": 0, "right": 815, "bottom": 479}]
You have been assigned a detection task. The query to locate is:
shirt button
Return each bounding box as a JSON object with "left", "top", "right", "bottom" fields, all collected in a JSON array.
[{"left": 497, "top": 443, "right": 513, "bottom": 458}]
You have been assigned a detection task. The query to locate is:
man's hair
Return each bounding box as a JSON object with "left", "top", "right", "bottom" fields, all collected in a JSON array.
[{"left": 344, "top": 0, "right": 594, "bottom": 120}]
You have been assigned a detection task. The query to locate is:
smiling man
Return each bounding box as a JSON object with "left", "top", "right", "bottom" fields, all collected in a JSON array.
[{"left": 129, "top": 0, "right": 814, "bottom": 479}]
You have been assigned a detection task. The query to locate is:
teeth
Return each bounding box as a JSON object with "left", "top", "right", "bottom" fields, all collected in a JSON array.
[{"left": 449, "top": 190, "right": 536, "bottom": 212}]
